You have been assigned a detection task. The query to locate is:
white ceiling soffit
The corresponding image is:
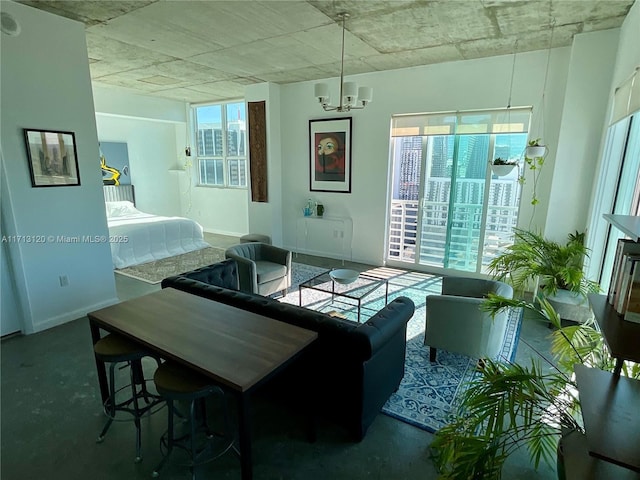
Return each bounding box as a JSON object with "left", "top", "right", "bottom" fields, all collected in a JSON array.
[{"left": 18, "top": 0, "right": 635, "bottom": 103}]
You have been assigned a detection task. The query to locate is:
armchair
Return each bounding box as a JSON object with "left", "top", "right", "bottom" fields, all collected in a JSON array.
[
  {"left": 424, "top": 277, "right": 513, "bottom": 361},
  {"left": 224, "top": 242, "right": 292, "bottom": 296}
]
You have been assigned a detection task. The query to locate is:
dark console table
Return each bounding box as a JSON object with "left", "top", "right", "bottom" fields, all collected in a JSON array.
[
  {"left": 562, "top": 215, "right": 640, "bottom": 479},
  {"left": 588, "top": 294, "right": 640, "bottom": 375}
]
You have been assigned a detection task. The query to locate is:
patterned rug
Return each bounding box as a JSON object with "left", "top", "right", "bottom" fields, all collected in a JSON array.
[
  {"left": 115, "top": 248, "right": 328, "bottom": 286},
  {"left": 114, "top": 246, "right": 225, "bottom": 284},
  {"left": 280, "top": 266, "right": 523, "bottom": 433}
]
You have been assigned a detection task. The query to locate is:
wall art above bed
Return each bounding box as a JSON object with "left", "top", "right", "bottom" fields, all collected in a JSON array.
[
  {"left": 99, "top": 141, "right": 131, "bottom": 186},
  {"left": 23, "top": 129, "right": 80, "bottom": 187}
]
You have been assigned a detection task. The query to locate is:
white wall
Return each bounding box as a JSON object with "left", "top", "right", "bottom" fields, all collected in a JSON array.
[
  {"left": 245, "top": 82, "right": 284, "bottom": 245},
  {"left": 0, "top": 1, "right": 117, "bottom": 333},
  {"left": 93, "top": 86, "right": 186, "bottom": 124},
  {"left": 610, "top": 0, "right": 640, "bottom": 92},
  {"left": 545, "top": 29, "right": 620, "bottom": 243},
  {"left": 279, "top": 48, "right": 571, "bottom": 265},
  {"left": 185, "top": 186, "right": 249, "bottom": 237},
  {"left": 95, "top": 115, "right": 182, "bottom": 216}
]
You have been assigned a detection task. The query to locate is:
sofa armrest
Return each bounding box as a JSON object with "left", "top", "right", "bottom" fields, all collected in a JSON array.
[
  {"left": 350, "top": 297, "right": 415, "bottom": 359},
  {"left": 224, "top": 253, "right": 258, "bottom": 293}
]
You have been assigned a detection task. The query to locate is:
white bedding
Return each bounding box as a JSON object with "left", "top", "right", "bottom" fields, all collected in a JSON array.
[{"left": 106, "top": 201, "right": 209, "bottom": 269}]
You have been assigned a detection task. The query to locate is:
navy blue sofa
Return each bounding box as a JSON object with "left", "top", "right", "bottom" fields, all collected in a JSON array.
[{"left": 161, "top": 259, "right": 415, "bottom": 440}]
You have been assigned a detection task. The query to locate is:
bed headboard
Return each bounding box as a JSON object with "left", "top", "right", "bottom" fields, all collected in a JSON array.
[{"left": 103, "top": 185, "right": 135, "bottom": 205}]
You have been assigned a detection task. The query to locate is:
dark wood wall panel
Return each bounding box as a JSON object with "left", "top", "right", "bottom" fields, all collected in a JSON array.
[{"left": 248, "top": 101, "right": 268, "bottom": 202}]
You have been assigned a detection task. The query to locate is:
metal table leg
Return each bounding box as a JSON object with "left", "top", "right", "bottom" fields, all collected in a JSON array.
[
  {"left": 89, "top": 319, "right": 109, "bottom": 404},
  {"left": 238, "top": 393, "right": 253, "bottom": 480}
]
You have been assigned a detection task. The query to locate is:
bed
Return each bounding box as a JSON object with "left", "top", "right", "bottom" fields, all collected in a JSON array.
[{"left": 104, "top": 186, "right": 209, "bottom": 269}]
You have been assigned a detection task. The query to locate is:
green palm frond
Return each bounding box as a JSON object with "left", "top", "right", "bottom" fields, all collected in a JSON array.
[
  {"left": 433, "top": 291, "right": 640, "bottom": 479},
  {"left": 432, "top": 359, "right": 582, "bottom": 479},
  {"left": 488, "top": 228, "right": 600, "bottom": 297}
]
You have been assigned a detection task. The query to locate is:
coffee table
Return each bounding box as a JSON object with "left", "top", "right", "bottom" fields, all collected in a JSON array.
[
  {"left": 298, "top": 270, "right": 389, "bottom": 323},
  {"left": 88, "top": 288, "right": 317, "bottom": 480}
]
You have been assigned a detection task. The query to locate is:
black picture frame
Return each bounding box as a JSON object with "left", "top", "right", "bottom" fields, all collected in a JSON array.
[
  {"left": 23, "top": 128, "right": 80, "bottom": 187},
  {"left": 309, "top": 117, "right": 352, "bottom": 193}
]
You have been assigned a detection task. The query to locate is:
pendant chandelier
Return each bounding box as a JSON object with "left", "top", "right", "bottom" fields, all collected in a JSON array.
[{"left": 314, "top": 13, "right": 373, "bottom": 112}]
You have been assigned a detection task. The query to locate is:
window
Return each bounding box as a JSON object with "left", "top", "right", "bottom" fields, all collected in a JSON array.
[
  {"left": 387, "top": 108, "right": 531, "bottom": 273},
  {"left": 587, "top": 114, "right": 640, "bottom": 289},
  {"left": 194, "top": 102, "right": 247, "bottom": 187}
]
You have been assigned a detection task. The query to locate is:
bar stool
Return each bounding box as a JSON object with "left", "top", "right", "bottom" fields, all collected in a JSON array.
[
  {"left": 152, "top": 361, "right": 234, "bottom": 479},
  {"left": 94, "top": 333, "right": 162, "bottom": 462}
]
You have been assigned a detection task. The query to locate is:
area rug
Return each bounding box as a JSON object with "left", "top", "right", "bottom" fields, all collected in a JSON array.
[
  {"left": 115, "top": 247, "right": 328, "bottom": 286},
  {"left": 279, "top": 266, "right": 523, "bottom": 433},
  {"left": 114, "top": 246, "right": 226, "bottom": 284},
  {"left": 382, "top": 307, "right": 522, "bottom": 433}
]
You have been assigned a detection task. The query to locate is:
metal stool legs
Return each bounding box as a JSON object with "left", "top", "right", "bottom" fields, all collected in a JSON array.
[
  {"left": 152, "top": 386, "right": 234, "bottom": 479},
  {"left": 96, "top": 356, "right": 162, "bottom": 463}
]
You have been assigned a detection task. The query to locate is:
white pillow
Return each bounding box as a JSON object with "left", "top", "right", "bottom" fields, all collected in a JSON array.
[{"left": 106, "top": 201, "right": 138, "bottom": 218}]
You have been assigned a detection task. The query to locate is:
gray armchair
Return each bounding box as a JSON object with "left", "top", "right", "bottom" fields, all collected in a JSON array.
[
  {"left": 224, "top": 242, "right": 292, "bottom": 296},
  {"left": 424, "top": 277, "right": 513, "bottom": 362}
]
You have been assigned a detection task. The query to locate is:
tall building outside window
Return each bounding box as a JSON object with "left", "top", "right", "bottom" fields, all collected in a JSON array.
[
  {"left": 194, "top": 102, "right": 247, "bottom": 188},
  {"left": 388, "top": 108, "right": 531, "bottom": 273}
]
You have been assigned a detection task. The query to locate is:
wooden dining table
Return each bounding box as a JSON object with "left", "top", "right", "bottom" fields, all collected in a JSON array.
[{"left": 87, "top": 287, "right": 318, "bottom": 480}]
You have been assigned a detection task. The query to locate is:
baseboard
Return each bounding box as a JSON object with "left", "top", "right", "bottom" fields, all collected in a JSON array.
[
  {"left": 290, "top": 245, "right": 351, "bottom": 263},
  {"left": 203, "top": 228, "right": 244, "bottom": 237},
  {"left": 31, "top": 296, "right": 120, "bottom": 334}
]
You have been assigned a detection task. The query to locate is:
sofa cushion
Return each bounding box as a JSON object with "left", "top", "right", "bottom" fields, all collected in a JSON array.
[{"left": 255, "top": 261, "right": 287, "bottom": 284}]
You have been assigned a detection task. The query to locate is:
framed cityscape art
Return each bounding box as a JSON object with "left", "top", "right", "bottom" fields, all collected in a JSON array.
[
  {"left": 23, "top": 128, "right": 80, "bottom": 187},
  {"left": 309, "top": 117, "right": 352, "bottom": 193}
]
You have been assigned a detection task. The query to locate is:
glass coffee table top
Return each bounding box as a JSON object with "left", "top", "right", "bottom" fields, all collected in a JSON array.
[{"left": 298, "top": 269, "right": 389, "bottom": 322}]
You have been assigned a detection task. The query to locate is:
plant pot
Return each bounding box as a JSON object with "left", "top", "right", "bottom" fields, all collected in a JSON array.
[
  {"left": 547, "top": 289, "right": 593, "bottom": 324},
  {"left": 526, "top": 145, "right": 546, "bottom": 158},
  {"left": 491, "top": 164, "right": 516, "bottom": 176},
  {"left": 556, "top": 430, "right": 573, "bottom": 480}
]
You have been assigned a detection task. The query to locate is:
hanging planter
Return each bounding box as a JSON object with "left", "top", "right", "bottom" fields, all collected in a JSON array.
[
  {"left": 491, "top": 159, "right": 518, "bottom": 177},
  {"left": 526, "top": 138, "right": 547, "bottom": 158}
]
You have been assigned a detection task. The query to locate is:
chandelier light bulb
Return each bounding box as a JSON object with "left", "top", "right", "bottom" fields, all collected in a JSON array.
[
  {"left": 343, "top": 81, "right": 358, "bottom": 98},
  {"left": 358, "top": 86, "right": 373, "bottom": 104},
  {"left": 314, "top": 82, "right": 329, "bottom": 103}
]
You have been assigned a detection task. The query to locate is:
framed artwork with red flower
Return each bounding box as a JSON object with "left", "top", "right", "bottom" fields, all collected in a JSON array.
[{"left": 309, "top": 117, "right": 352, "bottom": 193}]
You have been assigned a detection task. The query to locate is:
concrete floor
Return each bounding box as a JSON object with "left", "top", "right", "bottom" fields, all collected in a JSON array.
[{"left": 1, "top": 235, "right": 558, "bottom": 480}]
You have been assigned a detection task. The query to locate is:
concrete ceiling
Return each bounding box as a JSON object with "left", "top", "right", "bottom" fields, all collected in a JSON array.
[{"left": 18, "top": 0, "right": 635, "bottom": 103}]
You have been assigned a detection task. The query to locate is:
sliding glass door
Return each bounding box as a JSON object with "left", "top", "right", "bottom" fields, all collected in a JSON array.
[{"left": 388, "top": 108, "right": 529, "bottom": 274}]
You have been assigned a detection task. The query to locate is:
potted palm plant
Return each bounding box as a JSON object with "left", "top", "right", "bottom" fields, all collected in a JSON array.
[
  {"left": 431, "top": 295, "right": 640, "bottom": 479},
  {"left": 488, "top": 229, "right": 600, "bottom": 299},
  {"left": 489, "top": 229, "right": 600, "bottom": 323}
]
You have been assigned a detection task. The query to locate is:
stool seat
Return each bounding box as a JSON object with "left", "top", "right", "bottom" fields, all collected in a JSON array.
[
  {"left": 94, "top": 334, "right": 147, "bottom": 362},
  {"left": 154, "top": 362, "right": 214, "bottom": 398},
  {"left": 240, "top": 233, "right": 271, "bottom": 244}
]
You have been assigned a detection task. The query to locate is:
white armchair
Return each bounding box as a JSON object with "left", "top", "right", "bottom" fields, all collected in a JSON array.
[{"left": 424, "top": 277, "right": 514, "bottom": 362}]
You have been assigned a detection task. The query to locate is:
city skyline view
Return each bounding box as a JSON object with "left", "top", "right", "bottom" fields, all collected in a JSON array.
[{"left": 389, "top": 132, "right": 526, "bottom": 272}]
